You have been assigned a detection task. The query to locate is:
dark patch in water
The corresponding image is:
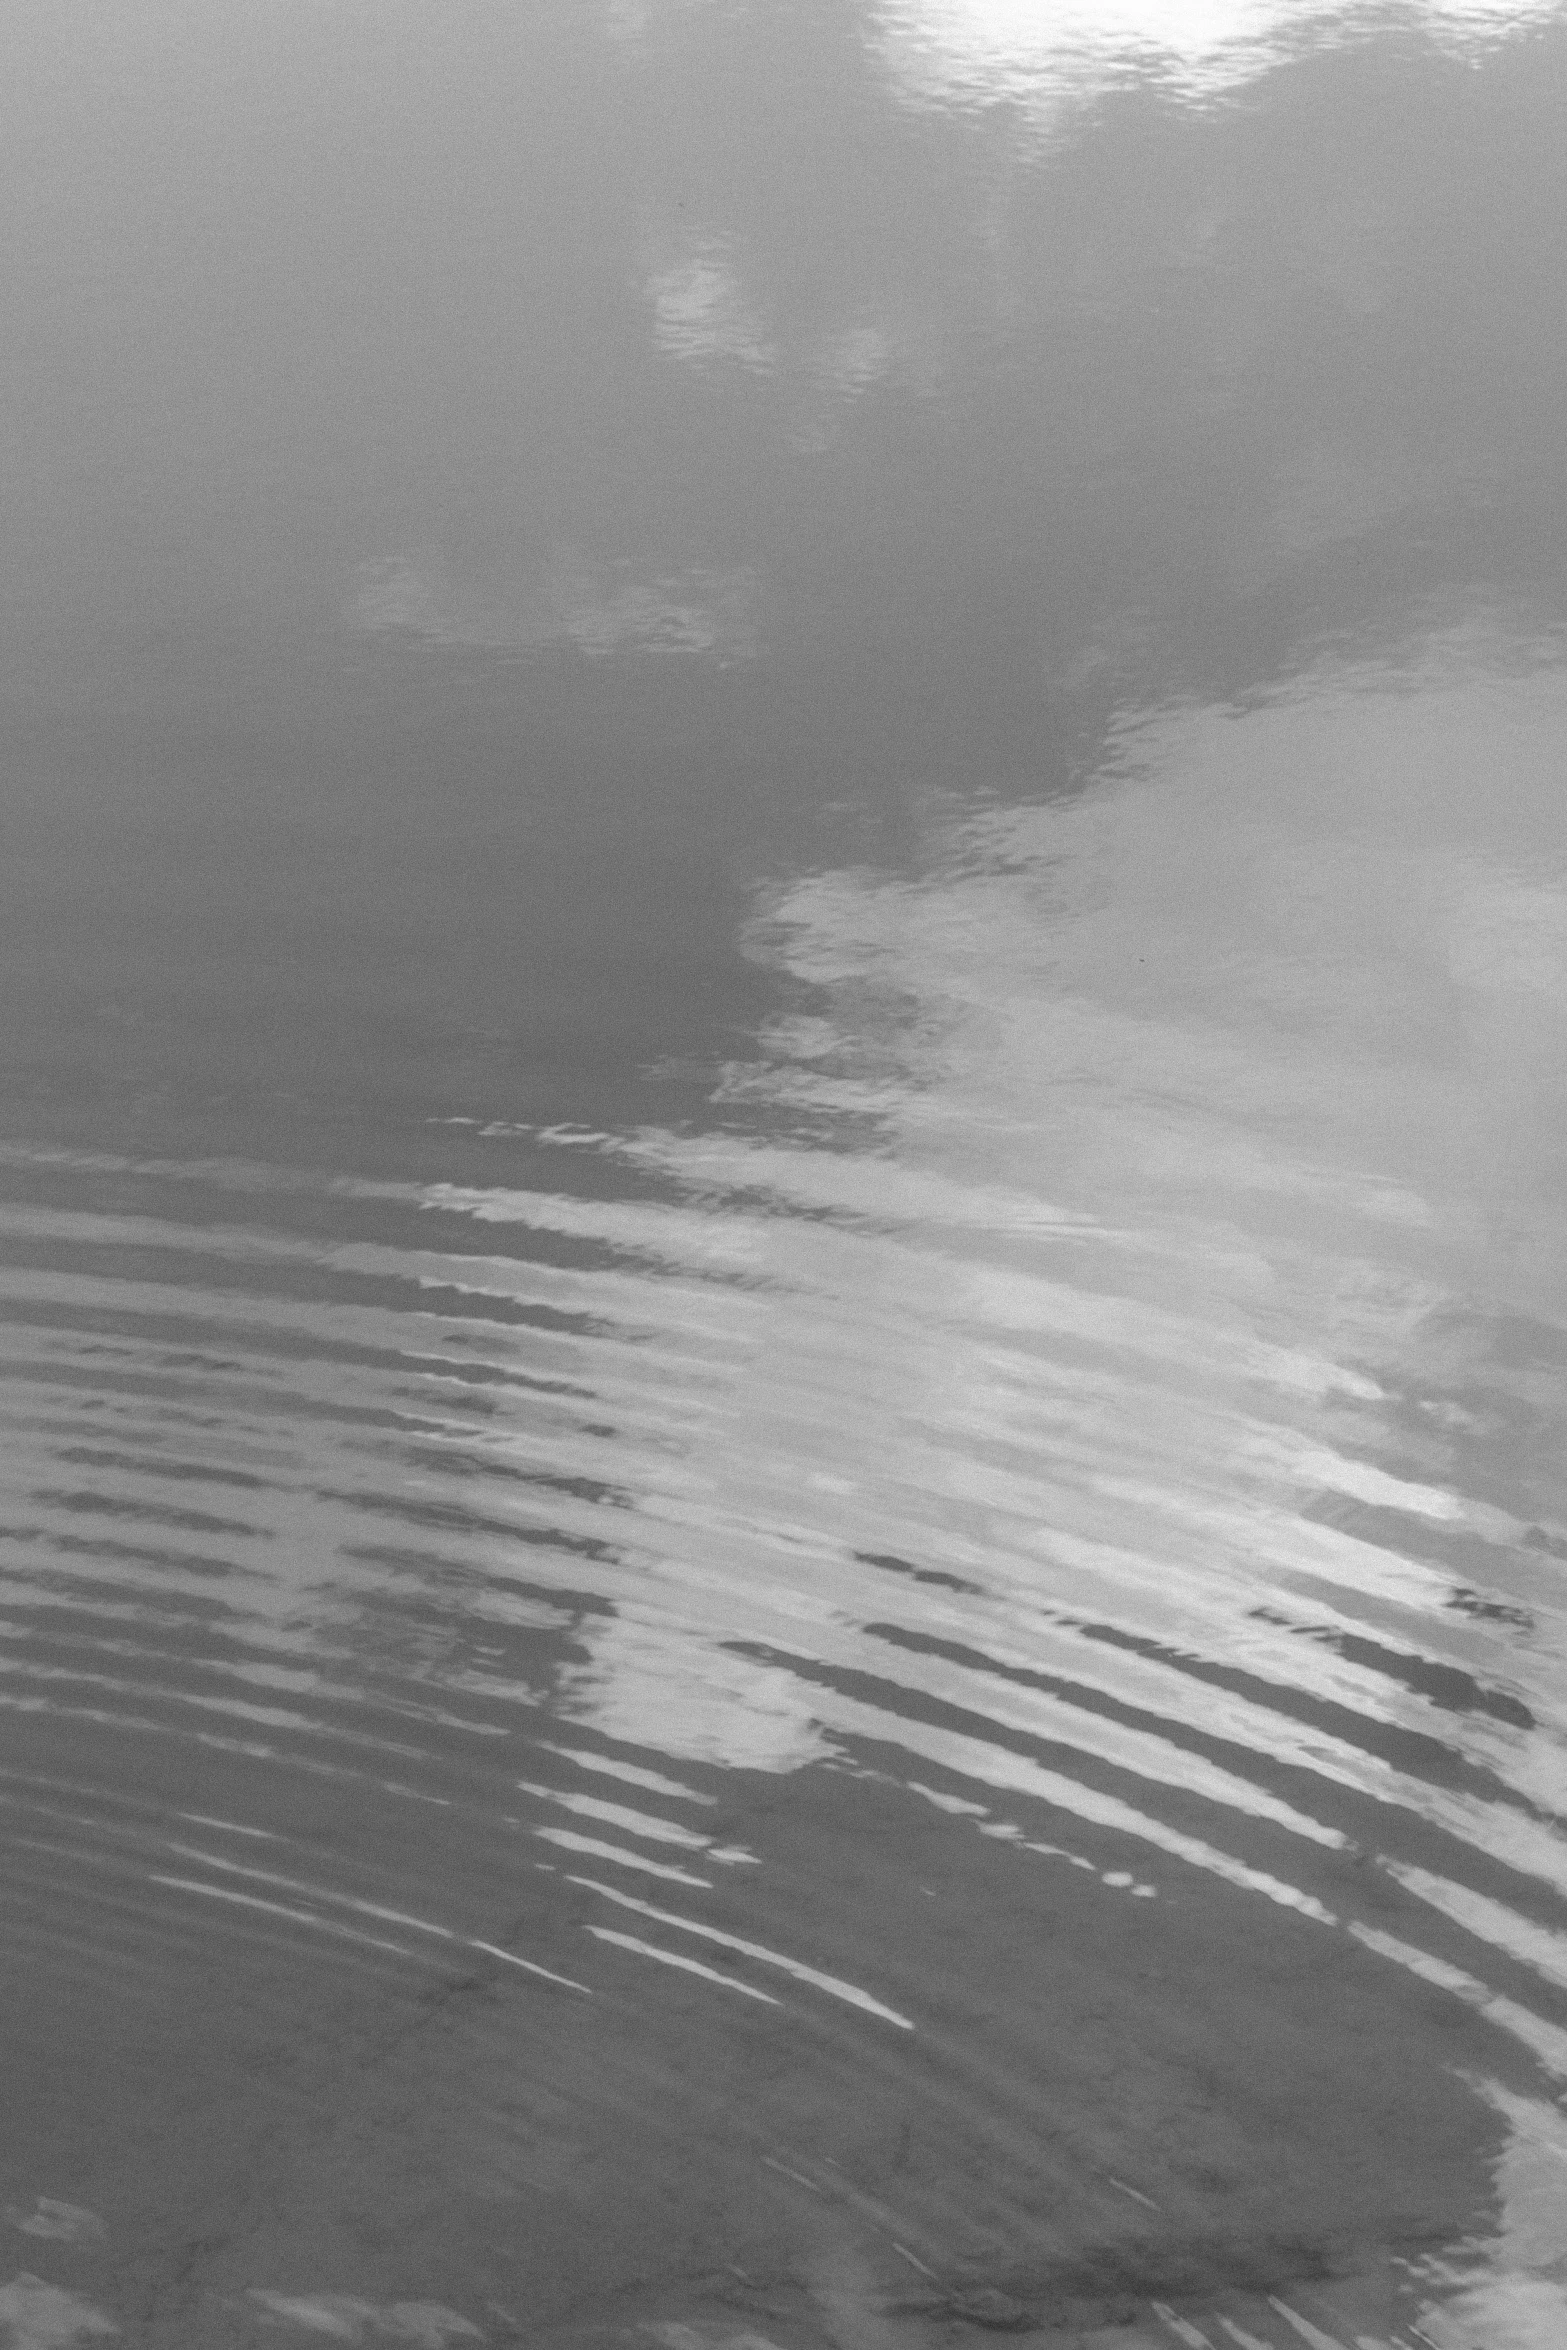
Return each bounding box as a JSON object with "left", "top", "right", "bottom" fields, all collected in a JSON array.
[
  {"left": 321, "top": 1489, "right": 621, "bottom": 1563},
  {"left": 855, "top": 1550, "right": 985, "bottom": 1595},
  {"left": 1292, "top": 1624, "right": 1535, "bottom": 1730},
  {"left": 27, "top": 1487, "right": 271, "bottom": 1540},
  {"left": 1074, "top": 1615, "right": 1536, "bottom": 1812},
  {"left": 396, "top": 1447, "right": 633, "bottom": 1511},
  {"left": 337, "top": 1541, "right": 614, "bottom": 1617},
  {"left": 1446, "top": 1585, "right": 1536, "bottom": 1629},
  {"left": 49, "top": 1446, "right": 271, "bottom": 1490}
]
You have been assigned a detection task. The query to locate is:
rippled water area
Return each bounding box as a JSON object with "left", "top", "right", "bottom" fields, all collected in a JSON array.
[{"left": 5, "top": 6, "right": 1567, "bottom": 2347}]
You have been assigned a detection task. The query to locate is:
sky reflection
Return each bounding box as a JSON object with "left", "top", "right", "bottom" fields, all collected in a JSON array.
[
  {"left": 5, "top": 2, "right": 1567, "bottom": 2342},
  {"left": 875, "top": 0, "right": 1566, "bottom": 120}
]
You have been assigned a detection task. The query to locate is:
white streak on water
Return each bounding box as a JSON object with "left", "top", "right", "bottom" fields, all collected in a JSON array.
[
  {"left": 465, "top": 1939, "right": 593, "bottom": 1993},
  {"left": 1269, "top": 2296, "right": 1353, "bottom": 2349},
  {"left": 7, "top": 2202, "right": 103, "bottom": 2246},
  {"left": 514, "top": 1781, "right": 713, "bottom": 1849},
  {"left": 566, "top": 1876, "right": 915, "bottom": 2028},
  {"left": 803, "top": 1691, "right": 1339, "bottom": 1924},
  {"left": 532, "top": 1826, "right": 713, "bottom": 1885},
  {"left": 1382, "top": 1862, "right": 1567, "bottom": 1998},
  {"left": 0, "top": 2276, "right": 117, "bottom": 2347},
  {"left": 534, "top": 1741, "right": 716, "bottom": 1804},
  {"left": 586, "top": 1925, "right": 781, "bottom": 2004},
  {"left": 243, "top": 2293, "right": 482, "bottom": 2345},
  {"left": 148, "top": 1875, "right": 414, "bottom": 1959},
  {"left": 177, "top": 1813, "right": 280, "bottom": 1840}
]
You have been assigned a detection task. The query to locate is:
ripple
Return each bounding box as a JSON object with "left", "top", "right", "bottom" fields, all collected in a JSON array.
[{"left": 4, "top": 653, "right": 1567, "bottom": 2345}]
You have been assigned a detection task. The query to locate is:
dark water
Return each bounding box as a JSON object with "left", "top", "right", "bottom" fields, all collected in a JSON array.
[{"left": 4, "top": 6, "right": 1567, "bottom": 2348}]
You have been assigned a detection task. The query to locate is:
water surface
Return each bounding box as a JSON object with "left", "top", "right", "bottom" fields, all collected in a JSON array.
[{"left": 3, "top": 6, "right": 1567, "bottom": 2348}]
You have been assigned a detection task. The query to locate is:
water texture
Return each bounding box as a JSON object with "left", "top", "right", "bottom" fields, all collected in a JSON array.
[{"left": 2, "top": 5, "right": 1566, "bottom": 2347}]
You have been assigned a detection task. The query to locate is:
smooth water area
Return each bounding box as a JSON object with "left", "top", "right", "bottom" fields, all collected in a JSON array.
[{"left": 3, "top": 7, "right": 1567, "bottom": 2348}]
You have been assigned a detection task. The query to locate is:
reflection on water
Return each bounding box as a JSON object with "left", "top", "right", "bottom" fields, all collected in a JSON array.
[
  {"left": 4, "top": 638, "right": 1567, "bottom": 2343},
  {"left": 876, "top": 0, "right": 1565, "bottom": 120},
  {"left": 4, "top": 0, "right": 1567, "bottom": 2343}
]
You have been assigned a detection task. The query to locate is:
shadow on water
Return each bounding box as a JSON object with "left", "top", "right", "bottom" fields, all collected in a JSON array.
[{"left": 3, "top": 3, "right": 1567, "bottom": 2347}]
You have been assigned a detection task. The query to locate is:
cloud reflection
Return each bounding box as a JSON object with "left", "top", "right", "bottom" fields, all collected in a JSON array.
[
  {"left": 6, "top": 636, "right": 1567, "bottom": 2335},
  {"left": 346, "top": 551, "right": 759, "bottom": 659},
  {"left": 648, "top": 238, "right": 777, "bottom": 375},
  {"left": 531, "top": 631, "right": 1567, "bottom": 2020},
  {"left": 874, "top": 0, "right": 1565, "bottom": 120}
]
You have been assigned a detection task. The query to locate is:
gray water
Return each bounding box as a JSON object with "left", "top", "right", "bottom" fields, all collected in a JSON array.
[{"left": 3, "top": 7, "right": 1567, "bottom": 2349}]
